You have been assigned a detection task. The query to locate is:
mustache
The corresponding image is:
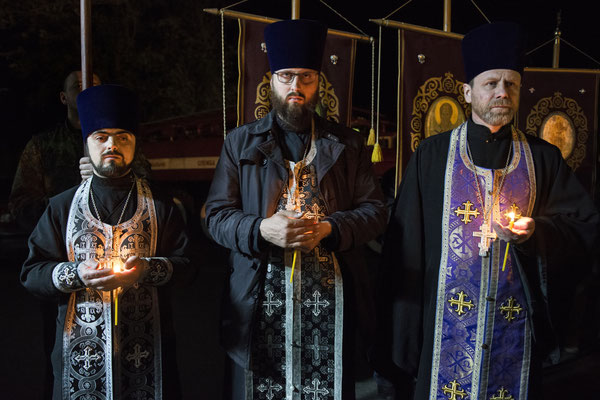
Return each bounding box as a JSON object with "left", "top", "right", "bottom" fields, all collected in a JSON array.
[
  {"left": 286, "top": 92, "right": 305, "bottom": 100},
  {"left": 102, "top": 150, "right": 124, "bottom": 158},
  {"left": 489, "top": 99, "right": 513, "bottom": 107}
]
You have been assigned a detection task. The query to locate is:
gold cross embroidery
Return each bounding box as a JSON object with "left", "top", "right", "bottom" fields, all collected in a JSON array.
[
  {"left": 455, "top": 200, "right": 480, "bottom": 224},
  {"left": 442, "top": 380, "right": 467, "bottom": 400},
  {"left": 490, "top": 387, "right": 514, "bottom": 400},
  {"left": 304, "top": 203, "right": 325, "bottom": 222},
  {"left": 447, "top": 291, "right": 475, "bottom": 316},
  {"left": 499, "top": 296, "right": 523, "bottom": 322}
]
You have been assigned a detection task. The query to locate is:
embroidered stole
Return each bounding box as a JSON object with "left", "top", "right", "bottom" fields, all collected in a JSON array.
[
  {"left": 430, "top": 123, "right": 536, "bottom": 400},
  {"left": 62, "top": 178, "right": 162, "bottom": 399},
  {"left": 248, "top": 156, "right": 344, "bottom": 399}
]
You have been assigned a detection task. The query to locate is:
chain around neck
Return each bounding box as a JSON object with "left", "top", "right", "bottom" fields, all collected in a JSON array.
[{"left": 89, "top": 176, "right": 136, "bottom": 227}]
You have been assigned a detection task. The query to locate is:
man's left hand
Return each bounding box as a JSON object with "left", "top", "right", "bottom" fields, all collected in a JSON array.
[
  {"left": 492, "top": 217, "right": 535, "bottom": 244},
  {"left": 116, "top": 256, "right": 148, "bottom": 287},
  {"left": 294, "top": 220, "right": 332, "bottom": 253}
]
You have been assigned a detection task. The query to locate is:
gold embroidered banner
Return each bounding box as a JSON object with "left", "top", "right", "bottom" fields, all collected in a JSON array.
[
  {"left": 397, "top": 28, "right": 470, "bottom": 178},
  {"left": 237, "top": 19, "right": 356, "bottom": 127},
  {"left": 518, "top": 70, "right": 599, "bottom": 194}
]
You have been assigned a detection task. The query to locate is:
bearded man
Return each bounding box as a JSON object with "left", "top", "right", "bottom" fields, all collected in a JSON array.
[
  {"left": 205, "top": 19, "right": 387, "bottom": 400},
  {"left": 21, "top": 84, "right": 191, "bottom": 399},
  {"left": 376, "top": 22, "right": 599, "bottom": 399}
]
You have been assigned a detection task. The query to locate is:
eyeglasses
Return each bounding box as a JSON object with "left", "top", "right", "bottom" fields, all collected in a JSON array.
[{"left": 274, "top": 71, "right": 319, "bottom": 85}]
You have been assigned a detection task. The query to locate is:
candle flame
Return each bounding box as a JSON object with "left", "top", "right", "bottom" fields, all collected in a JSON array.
[
  {"left": 112, "top": 259, "right": 123, "bottom": 273},
  {"left": 506, "top": 211, "right": 516, "bottom": 221}
]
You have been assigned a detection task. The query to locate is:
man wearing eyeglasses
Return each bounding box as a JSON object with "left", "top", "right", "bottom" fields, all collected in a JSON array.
[{"left": 205, "top": 19, "right": 387, "bottom": 400}]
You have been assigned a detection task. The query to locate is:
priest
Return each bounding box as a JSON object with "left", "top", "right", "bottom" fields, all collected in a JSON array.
[
  {"left": 377, "top": 22, "right": 599, "bottom": 399},
  {"left": 21, "top": 84, "right": 192, "bottom": 399},
  {"left": 205, "top": 19, "right": 387, "bottom": 400}
]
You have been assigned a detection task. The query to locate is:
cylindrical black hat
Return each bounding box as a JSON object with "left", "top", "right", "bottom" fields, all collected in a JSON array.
[
  {"left": 462, "top": 22, "right": 526, "bottom": 83},
  {"left": 77, "top": 84, "right": 139, "bottom": 140},
  {"left": 264, "top": 19, "right": 328, "bottom": 72}
]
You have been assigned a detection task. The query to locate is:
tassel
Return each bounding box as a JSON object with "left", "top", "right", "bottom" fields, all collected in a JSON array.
[
  {"left": 371, "top": 142, "right": 383, "bottom": 163},
  {"left": 367, "top": 128, "right": 376, "bottom": 146}
]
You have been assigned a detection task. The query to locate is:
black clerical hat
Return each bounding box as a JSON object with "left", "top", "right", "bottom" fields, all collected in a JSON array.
[
  {"left": 462, "top": 22, "right": 526, "bottom": 83},
  {"left": 77, "top": 84, "right": 139, "bottom": 140},
  {"left": 264, "top": 19, "right": 328, "bottom": 72}
]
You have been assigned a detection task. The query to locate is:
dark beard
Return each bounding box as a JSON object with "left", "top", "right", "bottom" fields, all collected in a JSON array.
[
  {"left": 92, "top": 152, "right": 131, "bottom": 178},
  {"left": 271, "top": 90, "right": 318, "bottom": 132}
]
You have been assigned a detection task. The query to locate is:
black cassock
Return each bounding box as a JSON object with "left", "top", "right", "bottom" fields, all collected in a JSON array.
[
  {"left": 21, "top": 173, "right": 192, "bottom": 400},
  {"left": 376, "top": 119, "right": 599, "bottom": 399}
]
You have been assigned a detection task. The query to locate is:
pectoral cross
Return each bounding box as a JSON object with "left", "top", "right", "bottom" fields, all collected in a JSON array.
[{"left": 473, "top": 223, "right": 497, "bottom": 257}]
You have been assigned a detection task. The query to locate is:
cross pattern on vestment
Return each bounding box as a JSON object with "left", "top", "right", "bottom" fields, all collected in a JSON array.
[
  {"left": 490, "top": 387, "right": 515, "bottom": 400},
  {"left": 58, "top": 266, "right": 76, "bottom": 286},
  {"left": 304, "top": 203, "right": 325, "bottom": 222},
  {"left": 447, "top": 291, "right": 475, "bottom": 316},
  {"left": 257, "top": 378, "right": 283, "bottom": 400},
  {"left": 499, "top": 296, "right": 523, "bottom": 322},
  {"left": 442, "top": 380, "right": 467, "bottom": 400},
  {"left": 303, "top": 290, "right": 330, "bottom": 316},
  {"left": 455, "top": 201, "right": 480, "bottom": 224},
  {"left": 303, "top": 378, "right": 329, "bottom": 400},
  {"left": 125, "top": 343, "right": 150, "bottom": 368},
  {"left": 74, "top": 345, "right": 102, "bottom": 371},
  {"left": 121, "top": 287, "right": 153, "bottom": 320},
  {"left": 75, "top": 233, "right": 103, "bottom": 260},
  {"left": 306, "top": 331, "right": 330, "bottom": 362},
  {"left": 304, "top": 246, "right": 331, "bottom": 273},
  {"left": 473, "top": 223, "right": 497, "bottom": 256},
  {"left": 263, "top": 290, "right": 283, "bottom": 317},
  {"left": 123, "top": 234, "right": 147, "bottom": 259},
  {"left": 77, "top": 290, "right": 103, "bottom": 322},
  {"left": 259, "top": 333, "right": 283, "bottom": 358}
]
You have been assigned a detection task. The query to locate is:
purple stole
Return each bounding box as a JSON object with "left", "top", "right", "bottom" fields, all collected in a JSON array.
[{"left": 430, "top": 123, "right": 536, "bottom": 400}]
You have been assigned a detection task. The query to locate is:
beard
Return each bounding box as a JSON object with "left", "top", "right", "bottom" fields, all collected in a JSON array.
[
  {"left": 92, "top": 151, "right": 131, "bottom": 178},
  {"left": 471, "top": 98, "right": 518, "bottom": 127},
  {"left": 271, "top": 89, "right": 319, "bottom": 132}
]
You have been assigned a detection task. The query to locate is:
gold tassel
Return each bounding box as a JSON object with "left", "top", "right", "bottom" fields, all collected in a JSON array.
[
  {"left": 371, "top": 142, "right": 383, "bottom": 163},
  {"left": 367, "top": 128, "right": 376, "bottom": 146}
]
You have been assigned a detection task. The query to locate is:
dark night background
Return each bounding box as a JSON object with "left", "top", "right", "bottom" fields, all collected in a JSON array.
[{"left": 1, "top": 0, "right": 599, "bottom": 398}]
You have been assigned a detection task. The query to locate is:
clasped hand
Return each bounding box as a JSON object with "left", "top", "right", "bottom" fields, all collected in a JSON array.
[
  {"left": 259, "top": 210, "right": 332, "bottom": 253},
  {"left": 77, "top": 256, "right": 148, "bottom": 291},
  {"left": 492, "top": 217, "right": 535, "bottom": 244}
]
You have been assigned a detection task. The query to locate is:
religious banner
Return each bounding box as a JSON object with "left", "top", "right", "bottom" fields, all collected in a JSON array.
[
  {"left": 397, "top": 27, "right": 470, "bottom": 177},
  {"left": 237, "top": 19, "right": 356, "bottom": 127},
  {"left": 518, "top": 69, "right": 599, "bottom": 194}
]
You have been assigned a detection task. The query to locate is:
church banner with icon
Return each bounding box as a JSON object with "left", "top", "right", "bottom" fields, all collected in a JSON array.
[
  {"left": 517, "top": 69, "right": 599, "bottom": 195},
  {"left": 397, "top": 28, "right": 470, "bottom": 178},
  {"left": 237, "top": 19, "right": 356, "bottom": 127}
]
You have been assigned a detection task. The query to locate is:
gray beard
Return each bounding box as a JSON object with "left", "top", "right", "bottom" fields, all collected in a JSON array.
[
  {"left": 472, "top": 100, "right": 517, "bottom": 127},
  {"left": 271, "top": 91, "right": 317, "bottom": 132}
]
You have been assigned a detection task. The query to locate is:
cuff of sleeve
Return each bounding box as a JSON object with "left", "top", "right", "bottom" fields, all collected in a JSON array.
[
  {"left": 52, "top": 262, "right": 85, "bottom": 293},
  {"left": 320, "top": 219, "right": 340, "bottom": 251},
  {"left": 514, "top": 230, "right": 537, "bottom": 257},
  {"left": 252, "top": 217, "right": 269, "bottom": 254},
  {"left": 141, "top": 257, "right": 173, "bottom": 286}
]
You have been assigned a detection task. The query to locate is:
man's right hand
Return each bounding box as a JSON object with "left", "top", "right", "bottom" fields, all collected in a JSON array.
[
  {"left": 259, "top": 210, "right": 328, "bottom": 252},
  {"left": 80, "top": 156, "right": 93, "bottom": 181}
]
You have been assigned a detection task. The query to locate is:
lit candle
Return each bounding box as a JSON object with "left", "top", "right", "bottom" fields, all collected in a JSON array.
[
  {"left": 108, "top": 257, "right": 123, "bottom": 326},
  {"left": 502, "top": 211, "right": 517, "bottom": 272}
]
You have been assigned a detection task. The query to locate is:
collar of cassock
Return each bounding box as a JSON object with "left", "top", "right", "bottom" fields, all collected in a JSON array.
[
  {"left": 91, "top": 171, "right": 135, "bottom": 190},
  {"left": 467, "top": 118, "right": 512, "bottom": 143}
]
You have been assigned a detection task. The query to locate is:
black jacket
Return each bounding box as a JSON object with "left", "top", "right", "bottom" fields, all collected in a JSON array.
[{"left": 205, "top": 111, "right": 387, "bottom": 368}]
